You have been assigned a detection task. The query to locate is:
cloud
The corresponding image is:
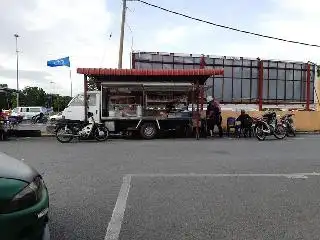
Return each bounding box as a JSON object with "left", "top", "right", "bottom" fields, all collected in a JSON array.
[
  {"left": 0, "top": 0, "right": 123, "bottom": 96},
  {"left": 1, "top": 0, "right": 319, "bottom": 99},
  {"left": 223, "top": 0, "right": 320, "bottom": 62},
  {"left": 0, "top": 66, "right": 51, "bottom": 81},
  {"left": 155, "top": 26, "right": 188, "bottom": 46}
]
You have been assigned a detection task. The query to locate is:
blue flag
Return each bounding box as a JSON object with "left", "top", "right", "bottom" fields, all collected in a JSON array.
[{"left": 47, "top": 56, "right": 70, "bottom": 67}]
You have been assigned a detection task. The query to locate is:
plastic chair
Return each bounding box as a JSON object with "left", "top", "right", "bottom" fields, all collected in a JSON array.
[{"left": 226, "top": 117, "right": 237, "bottom": 137}]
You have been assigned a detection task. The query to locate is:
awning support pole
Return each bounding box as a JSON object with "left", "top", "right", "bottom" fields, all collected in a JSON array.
[
  {"left": 84, "top": 75, "right": 88, "bottom": 122},
  {"left": 196, "top": 80, "right": 200, "bottom": 140},
  {"left": 306, "top": 63, "right": 311, "bottom": 111},
  {"left": 258, "top": 60, "right": 264, "bottom": 111}
]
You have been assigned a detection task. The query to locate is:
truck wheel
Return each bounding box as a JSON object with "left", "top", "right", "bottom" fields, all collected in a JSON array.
[{"left": 140, "top": 123, "right": 157, "bottom": 140}]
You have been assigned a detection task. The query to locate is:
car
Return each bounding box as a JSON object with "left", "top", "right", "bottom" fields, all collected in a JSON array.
[
  {"left": 49, "top": 112, "right": 63, "bottom": 122},
  {"left": 9, "top": 108, "right": 24, "bottom": 123},
  {"left": 13, "top": 107, "right": 48, "bottom": 120},
  {"left": 0, "top": 152, "right": 50, "bottom": 240}
]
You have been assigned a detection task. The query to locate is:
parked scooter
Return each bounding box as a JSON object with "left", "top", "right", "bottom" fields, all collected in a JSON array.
[
  {"left": 281, "top": 113, "right": 296, "bottom": 137},
  {"left": 55, "top": 112, "right": 109, "bottom": 143},
  {"left": 254, "top": 112, "right": 287, "bottom": 141}
]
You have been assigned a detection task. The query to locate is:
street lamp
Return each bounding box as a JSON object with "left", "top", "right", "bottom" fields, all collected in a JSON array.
[
  {"left": 14, "top": 33, "right": 20, "bottom": 108},
  {"left": 49, "top": 81, "right": 55, "bottom": 110}
]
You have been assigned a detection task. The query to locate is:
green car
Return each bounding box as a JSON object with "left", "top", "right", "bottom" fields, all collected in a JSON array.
[{"left": 0, "top": 152, "right": 50, "bottom": 240}]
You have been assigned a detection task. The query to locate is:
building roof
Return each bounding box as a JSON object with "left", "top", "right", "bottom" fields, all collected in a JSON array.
[
  {"left": 77, "top": 68, "right": 223, "bottom": 77},
  {"left": 77, "top": 68, "right": 224, "bottom": 85}
]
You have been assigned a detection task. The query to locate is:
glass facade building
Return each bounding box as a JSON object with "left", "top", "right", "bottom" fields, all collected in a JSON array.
[{"left": 132, "top": 51, "right": 316, "bottom": 106}]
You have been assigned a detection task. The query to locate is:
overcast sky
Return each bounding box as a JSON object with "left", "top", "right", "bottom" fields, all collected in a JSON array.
[{"left": 0, "top": 0, "right": 319, "bottom": 96}]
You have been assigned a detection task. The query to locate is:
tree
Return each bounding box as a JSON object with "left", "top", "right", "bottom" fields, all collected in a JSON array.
[
  {"left": 0, "top": 85, "right": 8, "bottom": 109},
  {"left": 52, "top": 95, "right": 72, "bottom": 112},
  {"left": 0, "top": 84, "right": 13, "bottom": 109},
  {"left": 0, "top": 84, "right": 72, "bottom": 111},
  {"left": 22, "top": 87, "right": 46, "bottom": 106}
]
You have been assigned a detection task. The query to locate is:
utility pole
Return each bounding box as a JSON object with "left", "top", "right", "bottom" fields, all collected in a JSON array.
[
  {"left": 118, "top": 0, "right": 127, "bottom": 69},
  {"left": 14, "top": 34, "right": 20, "bottom": 108}
]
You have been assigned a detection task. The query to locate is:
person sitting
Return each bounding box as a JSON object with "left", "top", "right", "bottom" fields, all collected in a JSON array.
[{"left": 236, "top": 110, "right": 253, "bottom": 137}]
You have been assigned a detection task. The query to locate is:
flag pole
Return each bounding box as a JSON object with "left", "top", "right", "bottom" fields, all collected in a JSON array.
[{"left": 69, "top": 69, "right": 72, "bottom": 97}]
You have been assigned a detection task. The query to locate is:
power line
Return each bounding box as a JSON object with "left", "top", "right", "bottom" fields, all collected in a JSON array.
[{"left": 134, "top": 0, "right": 320, "bottom": 48}]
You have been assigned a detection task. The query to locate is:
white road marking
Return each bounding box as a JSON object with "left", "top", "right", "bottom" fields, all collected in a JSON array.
[
  {"left": 129, "top": 172, "right": 320, "bottom": 179},
  {"left": 104, "top": 171, "right": 320, "bottom": 239},
  {"left": 104, "top": 175, "right": 132, "bottom": 240}
]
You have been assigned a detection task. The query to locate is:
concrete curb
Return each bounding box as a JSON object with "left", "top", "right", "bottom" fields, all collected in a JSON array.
[
  {"left": 8, "top": 130, "right": 320, "bottom": 138},
  {"left": 41, "top": 133, "right": 55, "bottom": 137},
  {"left": 296, "top": 131, "right": 320, "bottom": 134},
  {"left": 39, "top": 132, "right": 319, "bottom": 138}
]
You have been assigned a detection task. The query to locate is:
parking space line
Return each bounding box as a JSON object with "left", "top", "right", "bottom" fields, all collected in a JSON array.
[
  {"left": 129, "top": 172, "right": 320, "bottom": 179},
  {"left": 104, "top": 175, "right": 132, "bottom": 240}
]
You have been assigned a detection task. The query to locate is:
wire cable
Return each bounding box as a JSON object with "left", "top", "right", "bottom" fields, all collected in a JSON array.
[{"left": 135, "top": 0, "right": 320, "bottom": 48}]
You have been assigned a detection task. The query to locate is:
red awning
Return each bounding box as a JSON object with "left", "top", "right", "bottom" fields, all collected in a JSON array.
[{"left": 77, "top": 68, "right": 224, "bottom": 76}]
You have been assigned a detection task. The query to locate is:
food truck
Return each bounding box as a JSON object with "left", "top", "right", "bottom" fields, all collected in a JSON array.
[{"left": 63, "top": 68, "right": 224, "bottom": 139}]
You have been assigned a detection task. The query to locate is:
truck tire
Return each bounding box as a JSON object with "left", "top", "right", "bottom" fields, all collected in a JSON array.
[{"left": 140, "top": 123, "right": 157, "bottom": 140}]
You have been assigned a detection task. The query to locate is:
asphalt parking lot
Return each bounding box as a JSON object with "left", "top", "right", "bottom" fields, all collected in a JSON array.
[{"left": 1, "top": 135, "right": 320, "bottom": 240}]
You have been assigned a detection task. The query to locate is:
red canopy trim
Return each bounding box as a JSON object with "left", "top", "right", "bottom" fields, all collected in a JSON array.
[{"left": 77, "top": 68, "right": 224, "bottom": 76}]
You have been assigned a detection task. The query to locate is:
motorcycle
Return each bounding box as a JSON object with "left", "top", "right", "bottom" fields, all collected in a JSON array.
[
  {"left": 281, "top": 113, "right": 296, "bottom": 137},
  {"left": 254, "top": 112, "right": 287, "bottom": 141},
  {"left": 31, "top": 113, "right": 48, "bottom": 124},
  {"left": 55, "top": 112, "right": 109, "bottom": 143}
]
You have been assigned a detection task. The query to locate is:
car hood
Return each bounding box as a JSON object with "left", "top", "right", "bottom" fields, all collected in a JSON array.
[{"left": 0, "top": 152, "right": 38, "bottom": 183}]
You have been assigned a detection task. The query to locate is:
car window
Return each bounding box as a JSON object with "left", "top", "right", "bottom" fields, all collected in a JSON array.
[{"left": 29, "top": 108, "right": 40, "bottom": 112}]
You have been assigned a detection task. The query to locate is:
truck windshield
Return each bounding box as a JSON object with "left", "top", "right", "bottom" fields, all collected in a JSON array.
[
  {"left": 67, "top": 94, "right": 96, "bottom": 107},
  {"left": 68, "top": 94, "right": 84, "bottom": 107}
]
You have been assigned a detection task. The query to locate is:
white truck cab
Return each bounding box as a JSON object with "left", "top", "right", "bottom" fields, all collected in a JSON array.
[{"left": 62, "top": 91, "right": 100, "bottom": 121}]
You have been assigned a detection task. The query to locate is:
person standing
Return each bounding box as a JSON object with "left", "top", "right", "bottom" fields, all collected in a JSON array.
[
  {"left": 206, "top": 97, "right": 223, "bottom": 137},
  {"left": 212, "top": 99, "right": 223, "bottom": 137},
  {"left": 206, "top": 97, "right": 215, "bottom": 136}
]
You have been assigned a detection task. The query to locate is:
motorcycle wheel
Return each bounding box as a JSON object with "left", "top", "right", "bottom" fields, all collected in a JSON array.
[
  {"left": 55, "top": 126, "right": 73, "bottom": 143},
  {"left": 274, "top": 124, "right": 286, "bottom": 139},
  {"left": 255, "top": 125, "right": 266, "bottom": 141},
  {"left": 94, "top": 126, "right": 109, "bottom": 142},
  {"left": 287, "top": 126, "right": 296, "bottom": 137}
]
